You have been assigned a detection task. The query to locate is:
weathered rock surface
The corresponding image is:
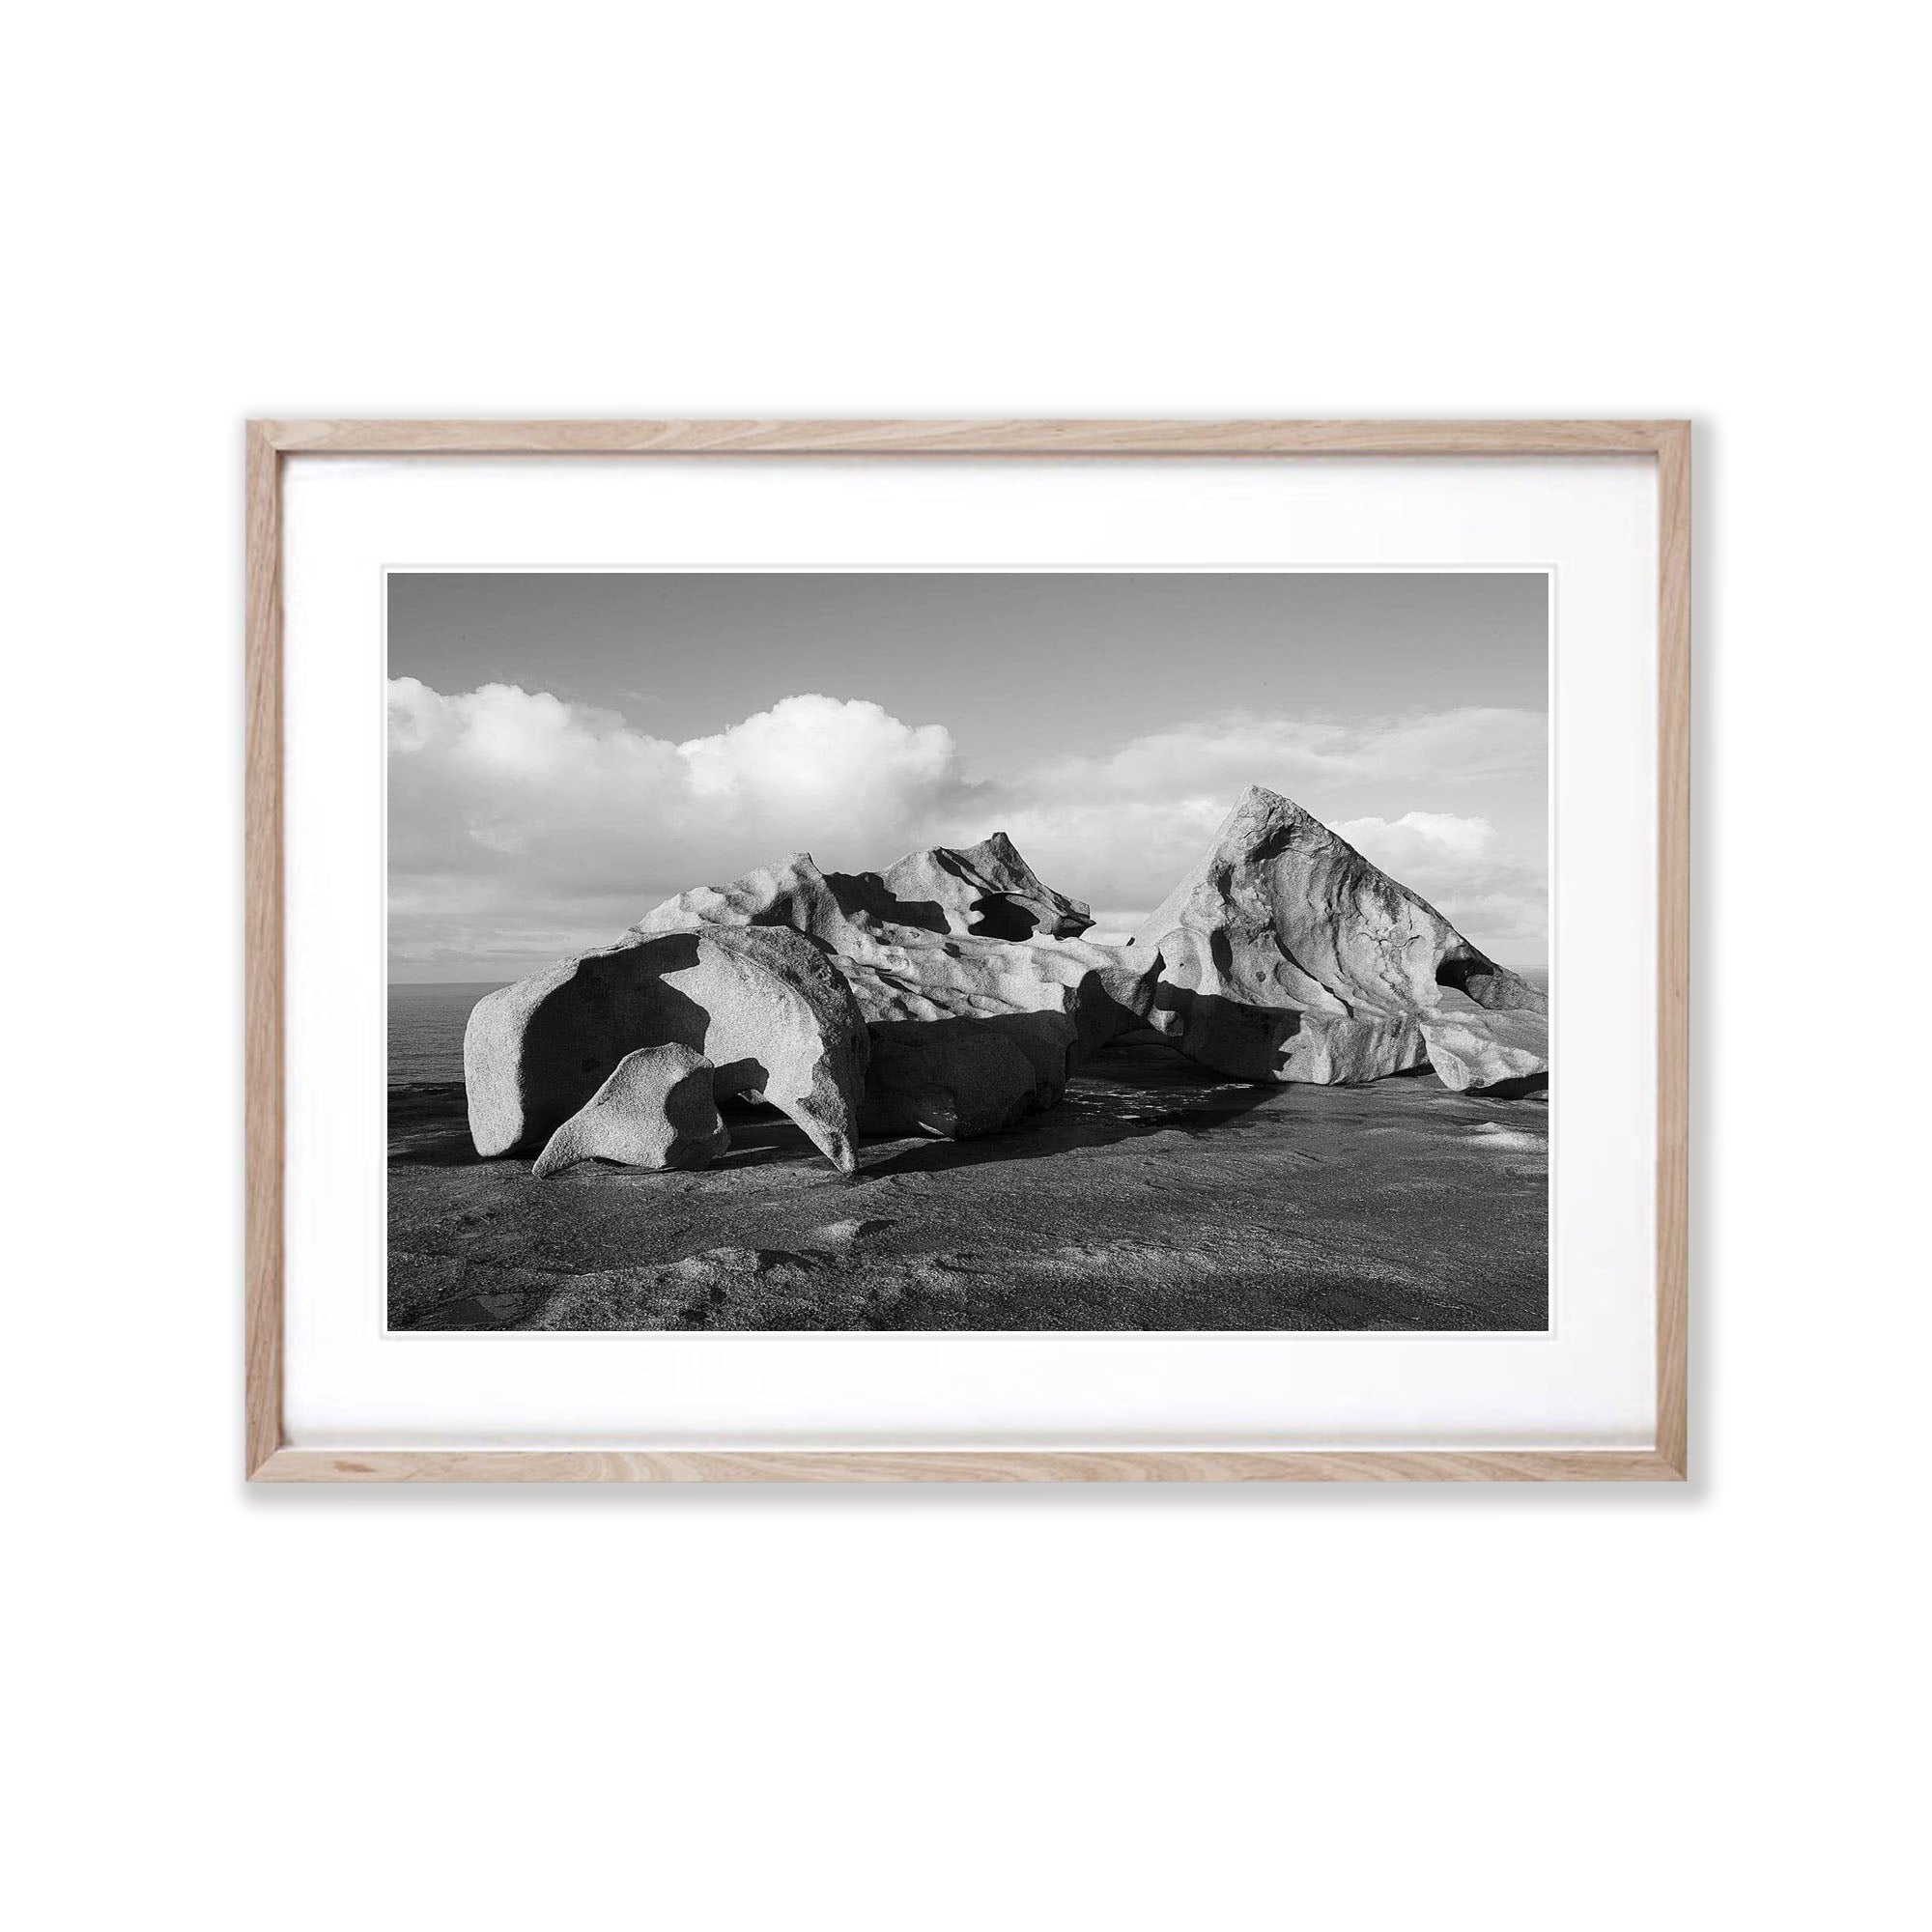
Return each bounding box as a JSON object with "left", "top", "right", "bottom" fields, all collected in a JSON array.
[
  {"left": 463, "top": 803, "right": 1546, "bottom": 1161},
  {"left": 632, "top": 851, "right": 1153, "bottom": 1056},
  {"left": 1134, "top": 785, "right": 1547, "bottom": 1085},
  {"left": 860, "top": 1010, "right": 1081, "bottom": 1140},
  {"left": 633, "top": 851, "right": 927, "bottom": 949},
  {"left": 531, "top": 1043, "right": 731, "bottom": 1178},
  {"left": 882, "top": 831, "right": 1094, "bottom": 940},
  {"left": 465, "top": 923, "right": 867, "bottom": 1170},
  {"left": 1419, "top": 1009, "right": 1551, "bottom": 1094},
  {"left": 1146, "top": 991, "right": 1431, "bottom": 1089}
]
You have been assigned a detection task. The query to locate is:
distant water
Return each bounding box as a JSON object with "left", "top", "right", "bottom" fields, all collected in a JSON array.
[
  {"left": 387, "top": 965, "right": 1549, "bottom": 1089},
  {"left": 389, "top": 982, "right": 505, "bottom": 1087}
]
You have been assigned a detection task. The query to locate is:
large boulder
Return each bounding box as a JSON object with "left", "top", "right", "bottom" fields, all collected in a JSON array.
[
  {"left": 860, "top": 1010, "right": 1081, "bottom": 1140},
  {"left": 1133, "top": 785, "right": 1547, "bottom": 1085},
  {"left": 465, "top": 923, "right": 867, "bottom": 1170},
  {"left": 532, "top": 1044, "right": 731, "bottom": 1178},
  {"left": 882, "top": 832, "right": 1094, "bottom": 940}
]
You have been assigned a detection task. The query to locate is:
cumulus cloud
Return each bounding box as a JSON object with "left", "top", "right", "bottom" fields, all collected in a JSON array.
[
  {"left": 387, "top": 679, "right": 1547, "bottom": 974},
  {"left": 386, "top": 681, "right": 989, "bottom": 964},
  {"left": 389, "top": 680, "right": 975, "bottom": 874}
]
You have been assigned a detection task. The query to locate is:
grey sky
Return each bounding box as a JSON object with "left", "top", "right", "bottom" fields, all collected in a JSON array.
[
  {"left": 390, "top": 571, "right": 1547, "bottom": 777},
  {"left": 387, "top": 571, "right": 1548, "bottom": 980}
]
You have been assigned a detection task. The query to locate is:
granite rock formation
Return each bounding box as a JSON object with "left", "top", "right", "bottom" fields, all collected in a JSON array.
[
  {"left": 463, "top": 802, "right": 1547, "bottom": 1171},
  {"left": 630, "top": 848, "right": 1150, "bottom": 1054},
  {"left": 1133, "top": 785, "right": 1548, "bottom": 1090},
  {"left": 626, "top": 844, "right": 1152, "bottom": 1145},
  {"left": 531, "top": 1043, "right": 731, "bottom": 1178},
  {"left": 465, "top": 923, "right": 867, "bottom": 1171}
]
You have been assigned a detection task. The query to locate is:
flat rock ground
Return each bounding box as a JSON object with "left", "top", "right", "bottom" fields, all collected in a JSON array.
[{"left": 388, "top": 1038, "right": 1548, "bottom": 1331}]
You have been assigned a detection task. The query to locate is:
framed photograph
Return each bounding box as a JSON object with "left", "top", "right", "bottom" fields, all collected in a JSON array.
[{"left": 246, "top": 419, "right": 1689, "bottom": 1482}]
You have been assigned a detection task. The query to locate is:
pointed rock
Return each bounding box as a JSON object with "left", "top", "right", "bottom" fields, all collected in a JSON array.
[
  {"left": 1134, "top": 785, "right": 1547, "bottom": 1084},
  {"left": 532, "top": 1044, "right": 731, "bottom": 1177}
]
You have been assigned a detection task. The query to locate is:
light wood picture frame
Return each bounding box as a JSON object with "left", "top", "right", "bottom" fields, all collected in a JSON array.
[{"left": 245, "top": 419, "right": 1690, "bottom": 1483}]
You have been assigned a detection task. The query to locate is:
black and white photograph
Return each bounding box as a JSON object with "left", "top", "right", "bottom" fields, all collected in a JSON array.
[
  {"left": 34, "top": 0, "right": 1932, "bottom": 1914},
  {"left": 388, "top": 569, "right": 1550, "bottom": 1332}
]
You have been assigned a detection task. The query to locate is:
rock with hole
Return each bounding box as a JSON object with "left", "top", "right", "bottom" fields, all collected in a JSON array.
[{"left": 465, "top": 923, "right": 867, "bottom": 1171}]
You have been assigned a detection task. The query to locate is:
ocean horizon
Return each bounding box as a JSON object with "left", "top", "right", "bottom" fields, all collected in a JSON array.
[{"left": 388, "top": 981, "right": 507, "bottom": 1087}]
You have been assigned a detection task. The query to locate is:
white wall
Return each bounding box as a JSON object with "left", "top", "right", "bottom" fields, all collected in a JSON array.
[{"left": 9, "top": 5, "right": 1923, "bottom": 1928}]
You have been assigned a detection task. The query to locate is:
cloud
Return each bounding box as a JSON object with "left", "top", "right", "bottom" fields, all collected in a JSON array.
[
  {"left": 678, "top": 693, "right": 965, "bottom": 827},
  {"left": 1017, "top": 707, "right": 1545, "bottom": 803},
  {"left": 1329, "top": 811, "right": 1547, "bottom": 958},
  {"left": 389, "top": 678, "right": 980, "bottom": 874},
  {"left": 386, "top": 682, "right": 996, "bottom": 968},
  {"left": 387, "top": 679, "right": 1548, "bottom": 974},
  {"left": 1331, "top": 810, "right": 1496, "bottom": 867}
]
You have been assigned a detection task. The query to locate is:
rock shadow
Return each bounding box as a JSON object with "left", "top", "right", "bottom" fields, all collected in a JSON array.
[
  {"left": 1466, "top": 1070, "right": 1549, "bottom": 1100},
  {"left": 823, "top": 867, "right": 949, "bottom": 935},
  {"left": 965, "top": 894, "right": 1041, "bottom": 940},
  {"left": 850, "top": 1063, "right": 1284, "bottom": 1179},
  {"left": 391, "top": 1048, "right": 1541, "bottom": 1179}
]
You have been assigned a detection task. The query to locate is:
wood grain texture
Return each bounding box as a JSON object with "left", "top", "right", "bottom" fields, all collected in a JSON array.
[
  {"left": 243, "top": 424, "right": 284, "bottom": 1479},
  {"left": 242, "top": 418, "right": 1691, "bottom": 1484},
  {"left": 259, "top": 418, "right": 1681, "bottom": 458},
  {"left": 253, "top": 1448, "right": 1685, "bottom": 1484},
  {"left": 1655, "top": 424, "right": 1692, "bottom": 1478}
]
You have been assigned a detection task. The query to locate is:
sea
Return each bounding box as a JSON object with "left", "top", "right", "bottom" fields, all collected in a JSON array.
[
  {"left": 388, "top": 965, "right": 1551, "bottom": 1090},
  {"left": 388, "top": 982, "right": 506, "bottom": 1087}
]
